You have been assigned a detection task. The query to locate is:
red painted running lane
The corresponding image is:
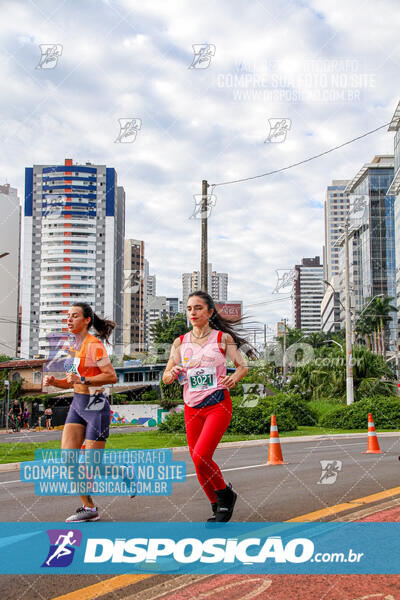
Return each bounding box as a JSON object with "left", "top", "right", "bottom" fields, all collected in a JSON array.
[
  {"left": 153, "top": 574, "right": 400, "bottom": 600},
  {"left": 154, "top": 508, "right": 400, "bottom": 600},
  {"left": 359, "top": 505, "right": 400, "bottom": 522}
]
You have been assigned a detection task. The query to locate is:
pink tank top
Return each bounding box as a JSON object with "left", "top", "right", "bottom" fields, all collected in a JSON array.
[{"left": 179, "top": 329, "right": 227, "bottom": 407}]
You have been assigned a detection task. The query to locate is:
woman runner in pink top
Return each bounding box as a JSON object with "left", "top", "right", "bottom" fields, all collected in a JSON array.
[{"left": 163, "top": 291, "right": 255, "bottom": 522}]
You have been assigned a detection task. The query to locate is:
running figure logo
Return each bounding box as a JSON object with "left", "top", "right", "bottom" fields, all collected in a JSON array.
[
  {"left": 265, "top": 118, "right": 291, "bottom": 143},
  {"left": 317, "top": 460, "right": 342, "bottom": 485},
  {"left": 188, "top": 44, "right": 216, "bottom": 69},
  {"left": 349, "top": 194, "right": 368, "bottom": 221},
  {"left": 190, "top": 194, "right": 217, "bottom": 219},
  {"left": 36, "top": 44, "right": 63, "bottom": 69},
  {"left": 42, "top": 529, "right": 82, "bottom": 567},
  {"left": 272, "top": 269, "right": 297, "bottom": 294},
  {"left": 115, "top": 118, "right": 142, "bottom": 143}
]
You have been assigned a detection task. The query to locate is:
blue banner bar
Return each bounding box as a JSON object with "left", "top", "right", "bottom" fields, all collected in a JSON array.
[{"left": 0, "top": 522, "right": 399, "bottom": 574}]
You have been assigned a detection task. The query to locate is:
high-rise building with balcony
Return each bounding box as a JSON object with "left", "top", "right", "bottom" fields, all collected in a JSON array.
[
  {"left": 293, "top": 256, "right": 324, "bottom": 332},
  {"left": 123, "top": 239, "right": 145, "bottom": 354},
  {"left": 323, "top": 180, "right": 350, "bottom": 282},
  {"left": 21, "top": 158, "right": 125, "bottom": 359},
  {"left": 0, "top": 184, "right": 21, "bottom": 357},
  {"left": 182, "top": 264, "right": 228, "bottom": 308}
]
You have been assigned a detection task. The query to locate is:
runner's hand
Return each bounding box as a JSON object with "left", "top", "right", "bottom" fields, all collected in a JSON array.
[
  {"left": 220, "top": 374, "right": 237, "bottom": 389},
  {"left": 66, "top": 372, "right": 81, "bottom": 385},
  {"left": 169, "top": 366, "right": 184, "bottom": 381},
  {"left": 44, "top": 375, "right": 55, "bottom": 386}
]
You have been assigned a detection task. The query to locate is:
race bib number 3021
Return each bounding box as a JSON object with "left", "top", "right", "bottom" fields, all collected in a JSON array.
[{"left": 188, "top": 367, "right": 217, "bottom": 392}]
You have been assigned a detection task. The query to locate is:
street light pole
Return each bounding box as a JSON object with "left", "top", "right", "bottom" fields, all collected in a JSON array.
[
  {"left": 344, "top": 220, "right": 354, "bottom": 405},
  {"left": 3, "top": 380, "right": 10, "bottom": 430},
  {"left": 200, "top": 180, "right": 208, "bottom": 293},
  {"left": 282, "top": 318, "right": 288, "bottom": 381}
]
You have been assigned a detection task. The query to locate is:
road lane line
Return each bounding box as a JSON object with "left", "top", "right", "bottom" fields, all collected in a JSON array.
[
  {"left": 51, "top": 574, "right": 155, "bottom": 600},
  {"left": 0, "top": 479, "right": 20, "bottom": 485},
  {"left": 302, "top": 443, "right": 365, "bottom": 449},
  {"left": 287, "top": 485, "right": 400, "bottom": 521}
]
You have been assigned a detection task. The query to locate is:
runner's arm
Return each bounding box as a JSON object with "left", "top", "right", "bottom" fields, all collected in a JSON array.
[
  {"left": 66, "top": 360, "right": 117, "bottom": 386},
  {"left": 162, "top": 338, "right": 183, "bottom": 384},
  {"left": 221, "top": 333, "right": 248, "bottom": 385},
  {"left": 48, "top": 377, "right": 71, "bottom": 389}
]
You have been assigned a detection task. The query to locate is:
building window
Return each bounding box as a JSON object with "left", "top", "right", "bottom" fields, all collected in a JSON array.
[
  {"left": 33, "top": 372, "right": 42, "bottom": 384},
  {"left": 12, "top": 372, "right": 21, "bottom": 382}
]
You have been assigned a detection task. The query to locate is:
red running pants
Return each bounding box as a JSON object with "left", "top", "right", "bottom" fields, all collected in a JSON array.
[{"left": 184, "top": 390, "right": 232, "bottom": 503}]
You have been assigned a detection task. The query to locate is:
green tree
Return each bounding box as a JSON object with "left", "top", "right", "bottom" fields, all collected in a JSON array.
[
  {"left": 0, "top": 355, "right": 12, "bottom": 363},
  {"left": 288, "top": 344, "right": 394, "bottom": 401},
  {"left": 356, "top": 296, "right": 397, "bottom": 356},
  {"left": 150, "top": 313, "right": 190, "bottom": 344}
]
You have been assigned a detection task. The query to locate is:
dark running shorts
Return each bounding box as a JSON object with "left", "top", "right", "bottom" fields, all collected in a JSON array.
[{"left": 65, "top": 392, "right": 111, "bottom": 441}]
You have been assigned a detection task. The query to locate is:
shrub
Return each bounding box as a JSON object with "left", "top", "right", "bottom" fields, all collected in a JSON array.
[
  {"left": 320, "top": 396, "right": 400, "bottom": 429},
  {"left": 160, "top": 379, "right": 183, "bottom": 402},
  {"left": 268, "top": 393, "right": 318, "bottom": 426},
  {"left": 141, "top": 390, "right": 160, "bottom": 402},
  {"left": 158, "top": 410, "right": 185, "bottom": 433},
  {"left": 228, "top": 405, "right": 297, "bottom": 434}
]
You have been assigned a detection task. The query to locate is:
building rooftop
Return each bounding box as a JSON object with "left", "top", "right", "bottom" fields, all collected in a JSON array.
[
  {"left": 388, "top": 101, "right": 400, "bottom": 132},
  {"left": 0, "top": 359, "right": 47, "bottom": 370},
  {"left": 345, "top": 155, "right": 394, "bottom": 194}
]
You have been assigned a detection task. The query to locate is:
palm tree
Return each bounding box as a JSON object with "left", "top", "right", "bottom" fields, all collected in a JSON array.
[{"left": 358, "top": 296, "right": 397, "bottom": 356}]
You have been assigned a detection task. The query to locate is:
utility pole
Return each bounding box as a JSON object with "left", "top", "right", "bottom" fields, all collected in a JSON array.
[
  {"left": 264, "top": 323, "right": 267, "bottom": 363},
  {"left": 200, "top": 180, "right": 208, "bottom": 292},
  {"left": 282, "top": 318, "right": 288, "bottom": 381},
  {"left": 3, "top": 380, "right": 9, "bottom": 430},
  {"left": 344, "top": 219, "right": 354, "bottom": 405}
]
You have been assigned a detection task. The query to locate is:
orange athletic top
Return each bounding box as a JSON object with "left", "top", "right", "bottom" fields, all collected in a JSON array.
[{"left": 65, "top": 333, "right": 109, "bottom": 377}]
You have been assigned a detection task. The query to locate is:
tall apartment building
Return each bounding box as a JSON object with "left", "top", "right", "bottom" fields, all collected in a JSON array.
[
  {"left": 166, "top": 297, "right": 179, "bottom": 316},
  {"left": 338, "top": 155, "right": 396, "bottom": 350},
  {"left": 323, "top": 180, "right": 350, "bottom": 282},
  {"left": 182, "top": 263, "right": 228, "bottom": 309},
  {"left": 21, "top": 159, "right": 125, "bottom": 359},
  {"left": 146, "top": 296, "right": 169, "bottom": 346},
  {"left": 123, "top": 239, "right": 145, "bottom": 355},
  {"left": 143, "top": 259, "right": 156, "bottom": 301},
  {"left": 0, "top": 184, "right": 21, "bottom": 357},
  {"left": 293, "top": 257, "right": 324, "bottom": 332}
]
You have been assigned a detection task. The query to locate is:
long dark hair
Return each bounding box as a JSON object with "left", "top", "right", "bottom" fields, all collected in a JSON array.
[
  {"left": 187, "top": 291, "right": 257, "bottom": 359},
  {"left": 71, "top": 302, "right": 115, "bottom": 344}
]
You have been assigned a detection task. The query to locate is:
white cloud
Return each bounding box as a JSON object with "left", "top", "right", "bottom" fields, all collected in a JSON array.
[{"left": 0, "top": 0, "right": 398, "bottom": 341}]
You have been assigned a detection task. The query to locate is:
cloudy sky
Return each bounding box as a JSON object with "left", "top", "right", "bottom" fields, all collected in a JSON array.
[{"left": 1, "top": 0, "right": 399, "bottom": 342}]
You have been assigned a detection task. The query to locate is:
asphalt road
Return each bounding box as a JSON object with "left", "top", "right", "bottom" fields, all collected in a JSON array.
[{"left": 1, "top": 435, "right": 400, "bottom": 599}]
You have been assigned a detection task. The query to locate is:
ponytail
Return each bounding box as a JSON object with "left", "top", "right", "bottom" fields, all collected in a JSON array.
[
  {"left": 92, "top": 313, "right": 116, "bottom": 344},
  {"left": 187, "top": 291, "right": 257, "bottom": 359},
  {"left": 71, "top": 302, "right": 115, "bottom": 344}
]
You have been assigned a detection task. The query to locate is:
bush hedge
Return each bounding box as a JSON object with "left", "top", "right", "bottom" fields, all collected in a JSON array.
[
  {"left": 158, "top": 410, "right": 185, "bottom": 433},
  {"left": 320, "top": 396, "right": 400, "bottom": 429},
  {"left": 158, "top": 392, "right": 316, "bottom": 434}
]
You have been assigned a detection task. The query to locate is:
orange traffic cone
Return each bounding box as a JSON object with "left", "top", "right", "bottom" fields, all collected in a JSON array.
[
  {"left": 267, "top": 415, "right": 287, "bottom": 465},
  {"left": 362, "top": 413, "right": 382, "bottom": 454}
]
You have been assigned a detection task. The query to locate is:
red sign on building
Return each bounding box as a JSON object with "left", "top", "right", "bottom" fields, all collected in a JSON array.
[{"left": 215, "top": 302, "right": 242, "bottom": 321}]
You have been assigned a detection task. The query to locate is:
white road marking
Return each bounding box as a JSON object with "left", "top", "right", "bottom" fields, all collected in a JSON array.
[{"left": 302, "top": 443, "right": 368, "bottom": 450}]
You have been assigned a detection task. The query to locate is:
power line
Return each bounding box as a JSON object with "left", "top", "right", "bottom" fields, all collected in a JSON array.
[{"left": 212, "top": 122, "right": 391, "bottom": 188}]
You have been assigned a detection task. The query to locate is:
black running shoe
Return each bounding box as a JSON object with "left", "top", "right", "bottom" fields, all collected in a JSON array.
[
  {"left": 207, "top": 502, "right": 218, "bottom": 522},
  {"left": 215, "top": 483, "right": 237, "bottom": 522}
]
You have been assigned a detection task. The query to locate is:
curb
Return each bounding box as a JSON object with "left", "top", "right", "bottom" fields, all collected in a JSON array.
[{"left": 1, "top": 431, "right": 399, "bottom": 472}]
